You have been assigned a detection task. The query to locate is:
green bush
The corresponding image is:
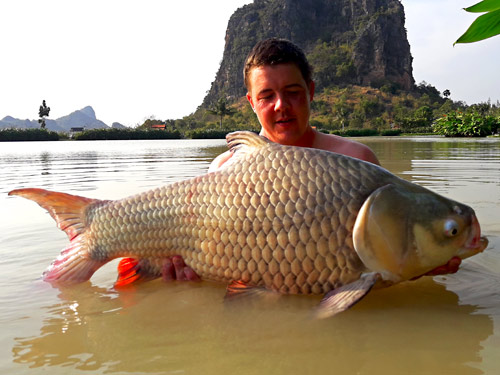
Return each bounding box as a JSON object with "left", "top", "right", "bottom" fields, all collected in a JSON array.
[
  {"left": 0, "top": 128, "right": 60, "bottom": 141},
  {"left": 433, "top": 111, "right": 498, "bottom": 137},
  {"left": 380, "top": 129, "right": 402, "bottom": 136}
]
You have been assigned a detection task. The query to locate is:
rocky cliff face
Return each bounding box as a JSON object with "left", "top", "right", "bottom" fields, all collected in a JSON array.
[{"left": 203, "top": 0, "right": 414, "bottom": 107}]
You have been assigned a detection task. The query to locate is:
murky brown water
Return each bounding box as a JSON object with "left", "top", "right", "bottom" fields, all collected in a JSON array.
[{"left": 1, "top": 136, "right": 499, "bottom": 374}]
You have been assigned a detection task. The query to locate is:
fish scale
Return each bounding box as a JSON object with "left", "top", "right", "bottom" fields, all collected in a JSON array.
[{"left": 82, "top": 138, "right": 382, "bottom": 294}]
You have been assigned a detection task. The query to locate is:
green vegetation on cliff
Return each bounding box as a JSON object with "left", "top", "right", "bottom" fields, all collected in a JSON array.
[{"left": 137, "top": 82, "right": 499, "bottom": 138}]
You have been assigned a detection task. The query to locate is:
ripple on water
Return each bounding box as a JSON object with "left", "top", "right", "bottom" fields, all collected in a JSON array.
[{"left": 1, "top": 138, "right": 500, "bottom": 375}]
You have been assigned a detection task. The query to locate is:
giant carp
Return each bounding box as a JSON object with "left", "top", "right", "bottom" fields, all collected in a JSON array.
[{"left": 9, "top": 131, "right": 488, "bottom": 317}]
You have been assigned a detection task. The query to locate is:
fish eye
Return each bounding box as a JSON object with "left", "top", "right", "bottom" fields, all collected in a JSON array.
[{"left": 444, "top": 219, "right": 460, "bottom": 237}]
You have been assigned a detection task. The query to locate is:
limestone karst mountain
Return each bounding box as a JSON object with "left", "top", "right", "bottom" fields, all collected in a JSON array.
[{"left": 203, "top": 0, "right": 414, "bottom": 107}]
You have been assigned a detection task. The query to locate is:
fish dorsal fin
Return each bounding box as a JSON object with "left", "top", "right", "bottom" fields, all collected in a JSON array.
[
  {"left": 226, "top": 131, "right": 271, "bottom": 156},
  {"left": 8, "top": 188, "right": 103, "bottom": 241}
]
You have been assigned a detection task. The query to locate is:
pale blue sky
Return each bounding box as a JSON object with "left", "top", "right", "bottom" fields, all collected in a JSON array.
[
  {"left": 403, "top": 0, "right": 500, "bottom": 105},
  {"left": 1, "top": 0, "right": 498, "bottom": 127}
]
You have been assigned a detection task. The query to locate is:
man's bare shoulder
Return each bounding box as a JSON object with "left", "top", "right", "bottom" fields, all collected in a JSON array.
[
  {"left": 207, "top": 150, "right": 233, "bottom": 172},
  {"left": 208, "top": 130, "right": 380, "bottom": 171},
  {"left": 314, "top": 132, "right": 380, "bottom": 165}
]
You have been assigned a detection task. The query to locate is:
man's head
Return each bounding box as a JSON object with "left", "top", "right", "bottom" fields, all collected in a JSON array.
[
  {"left": 243, "top": 38, "right": 313, "bottom": 91},
  {"left": 244, "top": 38, "right": 316, "bottom": 146}
]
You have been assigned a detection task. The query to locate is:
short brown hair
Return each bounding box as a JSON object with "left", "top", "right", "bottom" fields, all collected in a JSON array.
[{"left": 243, "top": 38, "right": 313, "bottom": 90}]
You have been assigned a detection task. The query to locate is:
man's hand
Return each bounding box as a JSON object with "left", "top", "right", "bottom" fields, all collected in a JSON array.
[{"left": 162, "top": 255, "right": 201, "bottom": 282}]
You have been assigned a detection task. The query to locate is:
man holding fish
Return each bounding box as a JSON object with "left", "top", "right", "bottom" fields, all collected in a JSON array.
[
  {"left": 165, "top": 38, "right": 380, "bottom": 281},
  {"left": 10, "top": 39, "right": 488, "bottom": 317}
]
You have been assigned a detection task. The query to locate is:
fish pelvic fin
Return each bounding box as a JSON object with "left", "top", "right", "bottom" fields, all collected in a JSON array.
[
  {"left": 9, "top": 188, "right": 109, "bottom": 283},
  {"left": 224, "top": 280, "right": 273, "bottom": 300},
  {"left": 314, "top": 273, "right": 381, "bottom": 319},
  {"left": 115, "top": 258, "right": 159, "bottom": 288}
]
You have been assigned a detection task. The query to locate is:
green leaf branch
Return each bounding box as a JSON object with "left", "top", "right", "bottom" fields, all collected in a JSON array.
[{"left": 455, "top": 0, "right": 500, "bottom": 44}]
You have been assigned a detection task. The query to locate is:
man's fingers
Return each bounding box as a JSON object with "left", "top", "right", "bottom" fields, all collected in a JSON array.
[
  {"left": 172, "top": 255, "right": 187, "bottom": 281},
  {"left": 162, "top": 258, "right": 175, "bottom": 281},
  {"left": 184, "top": 266, "right": 201, "bottom": 281},
  {"left": 162, "top": 255, "right": 201, "bottom": 282}
]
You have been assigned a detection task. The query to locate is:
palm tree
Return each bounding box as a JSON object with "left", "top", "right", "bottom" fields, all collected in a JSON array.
[
  {"left": 333, "top": 98, "right": 350, "bottom": 131},
  {"left": 208, "top": 98, "right": 235, "bottom": 129},
  {"left": 38, "top": 100, "right": 50, "bottom": 129}
]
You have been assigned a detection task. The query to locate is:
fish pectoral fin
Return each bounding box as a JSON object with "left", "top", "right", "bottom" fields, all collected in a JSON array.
[
  {"left": 114, "top": 258, "right": 158, "bottom": 288},
  {"left": 224, "top": 280, "right": 271, "bottom": 300},
  {"left": 314, "top": 273, "right": 381, "bottom": 319}
]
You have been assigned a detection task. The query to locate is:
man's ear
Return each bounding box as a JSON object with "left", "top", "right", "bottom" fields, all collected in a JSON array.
[{"left": 246, "top": 93, "right": 255, "bottom": 112}]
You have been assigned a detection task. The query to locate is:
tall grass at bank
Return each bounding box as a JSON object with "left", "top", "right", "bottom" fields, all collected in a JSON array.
[
  {"left": 0, "top": 127, "right": 405, "bottom": 142},
  {"left": 72, "top": 127, "right": 405, "bottom": 140},
  {"left": 72, "top": 128, "right": 181, "bottom": 140},
  {"left": 326, "top": 129, "right": 401, "bottom": 136},
  {"left": 0, "top": 128, "right": 60, "bottom": 141}
]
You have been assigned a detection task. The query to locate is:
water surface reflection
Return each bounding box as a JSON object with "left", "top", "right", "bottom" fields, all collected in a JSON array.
[
  {"left": 12, "top": 279, "right": 493, "bottom": 374},
  {"left": 2, "top": 137, "right": 500, "bottom": 375}
]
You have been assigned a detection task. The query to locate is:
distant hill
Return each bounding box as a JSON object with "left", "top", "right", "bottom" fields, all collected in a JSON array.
[
  {"left": 203, "top": 0, "right": 414, "bottom": 107},
  {"left": 0, "top": 106, "right": 109, "bottom": 132},
  {"left": 112, "top": 122, "right": 127, "bottom": 129}
]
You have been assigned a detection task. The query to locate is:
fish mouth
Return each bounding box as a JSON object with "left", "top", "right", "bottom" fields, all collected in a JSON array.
[{"left": 458, "top": 214, "right": 489, "bottom": 259}]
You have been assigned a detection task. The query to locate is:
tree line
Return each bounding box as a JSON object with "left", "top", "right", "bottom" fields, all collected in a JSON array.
[
  {"left": 2, "top": 82, "right": 499, "bottom": 141},
  {"left": 138, "top": 81, "right": 500, "bottom": 138}
]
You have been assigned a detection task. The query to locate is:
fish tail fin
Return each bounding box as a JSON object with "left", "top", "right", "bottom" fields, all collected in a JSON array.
[
  {"left": 8, "top": 188, "right": 107, "bottom": 283},
  {"left": 8, "top": 188, "right": 98, "bottom": 240}
]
